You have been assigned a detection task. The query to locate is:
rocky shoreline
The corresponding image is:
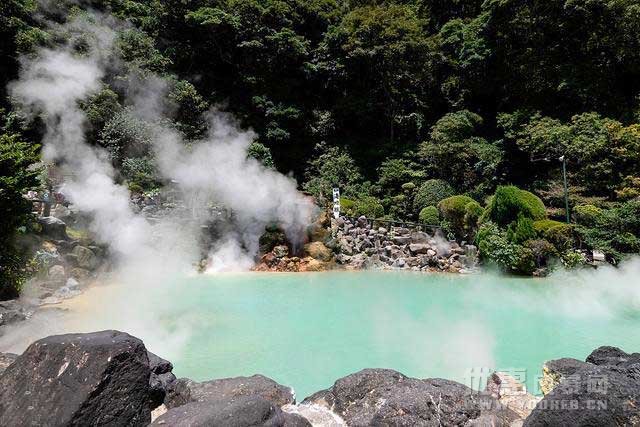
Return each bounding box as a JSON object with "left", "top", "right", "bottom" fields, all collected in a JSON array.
[{"left": 0, "top": 330, "right": 637, "bottom": 426}]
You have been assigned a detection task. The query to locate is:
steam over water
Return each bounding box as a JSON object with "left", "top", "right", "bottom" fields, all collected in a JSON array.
[{"left": 1, "top": 263, "right": 639, "bottom": 399}]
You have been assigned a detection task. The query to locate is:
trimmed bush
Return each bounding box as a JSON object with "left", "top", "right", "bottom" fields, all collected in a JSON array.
[
  {"left": 525, "top": 239, "right": 558, "bottom": 268},
  {"left": 544, "top": 223, "right": 575, "bottom": 251},
  {"left": 342, "top": 196, "right": 384, "bottom": 219},
  {"left": 476, "top": 222, "right": 536, "bottom": 275},
  {"left": 573, "top": 204, "right": 602, "bottom": 226},
  {"left": 438, "top": 195, "right": 476, "bottom": 238},
  {"left": 508, "top": 213, "right": 537, "bottom": 244},
  {"left": 464, "top": 200, "right": 484, "bottom": 235},
  {"left": 485, "top": 185, "right": 546, "bottom": 226},
  {"left": 413, "top": 179, "right": 454, "bottom": 214},
  {"left": 533, "top": 219, "right": 565, "bottom": 234},
  {"left": 419, "top": 206, "right": 439, "bottom": 225}
]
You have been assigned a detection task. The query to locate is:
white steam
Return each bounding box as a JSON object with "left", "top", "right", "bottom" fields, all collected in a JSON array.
[{"left": 4, "top": 11, "right": 315, "bottom": 355}]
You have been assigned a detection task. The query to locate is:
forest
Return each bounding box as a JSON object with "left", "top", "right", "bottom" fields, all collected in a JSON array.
[{"left": 2, "top": 0, "right": 640, "bottom": 295}]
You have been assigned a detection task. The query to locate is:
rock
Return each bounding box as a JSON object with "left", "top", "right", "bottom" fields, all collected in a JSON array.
[
  {"left": 65, "top": 277, "right": 80, "bottom": 290},
  {"left": 339, "top": 238, "right": 354, "bottom": 256},
  {"left": 152, "top": 396, "right": 311, "bottom": 427},
  {"left": 427, "top": 249, "right": 436, "bottom": 257},
  {"left": 586, "top": 345, "right": 640, "bottom": 368},
  {"left": 69, "top": 267, "right": 91, "bottom": 281},
  {"left": 393, "top": 236, "right": 411, "bottom": 245},
  {"left": 408, "top": 243, "right": 430, "bottom": 255},
  {"left": 71, "top": 245, "right": 99, "bottom": 270},
  {"left": 148, "top": 352, "right": 177, "bottom": 409},
  {"left": 273, "top": 245, "right": 289, "bottom": 259},
  {"left": 539, "top": 358, "right": 590, "bottom": 395},
  {"left": 378, "top": 227, "right": 387, "bottom": 234},
  {"left": 0, "top": 300, "right": 28, "bottom": 327},
  {"left": 303, "top": 369, "right": 517, "bottom": 426},
  {"left": 525, "top": 347, "right": 640, "bottom": 426},
  {"left": 410, "top": 231, "right": 429, "bottom": 243},
  {"left": 52, "top": 204, "right": 71, "bottom": 220},
  {"left": 37, "top": 216, "right": 67, "bottom": 240},
  {"left": 335, "top": 253, "right": 352, "bottom": 264},
  {"left": 304, "top": 241, "right": 333, "bottom": 262},
  {"left": 166, "top": 374, "right": 295, "bottom": 409},
  {"left": 486, "top": 372, "right": 540, "bottom": 420},
  {"left": 47, "top": 264, "right": 66, "bottom": 286},
  {"left": 0, "top": 330, "right": 152, "bottom": 426},
  {"left": 0, "top": 353, "right": 18, "bottom": 374}
]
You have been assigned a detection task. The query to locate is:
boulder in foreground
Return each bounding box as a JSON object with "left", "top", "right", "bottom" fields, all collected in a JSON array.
[
  {"left": 303, "top": 368, "right": 518, "bottom": 426},
  {"left": 152, "top": 395, "right": 310, "bottom": 427},
  {"left": 524, "top": 346, "right": 640, "bottom": 426},
  {"left": 0, "top": 330, "right": 151, "bottom": 426}
]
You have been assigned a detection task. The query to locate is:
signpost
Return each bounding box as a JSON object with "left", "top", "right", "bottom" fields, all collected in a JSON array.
[{"left": 332, "top": 188, "right": 340, "bottom": 219}]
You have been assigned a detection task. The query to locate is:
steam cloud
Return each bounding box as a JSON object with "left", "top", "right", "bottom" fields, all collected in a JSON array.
[
  {"left": 4, "top": 10, "right": 315, "bottom": 354},
  {"left": 9, "top": 12, "right": 315, "bottom": 273}
]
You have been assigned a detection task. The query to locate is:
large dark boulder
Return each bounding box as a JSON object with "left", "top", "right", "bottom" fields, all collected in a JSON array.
[
  {"left": 525, "top": 346, "right": 640, "bottom": 426},
  {"left": 148, "top": 351, "right": 177, "bottom": 409},
  {"left": 166, "top": 374, "right": 295, "bottom": 409},
  {"left": 586, "top": 346, "right": 640, "bottom": 368},
  {"left": 37, "top": 216, "right": 68, "bottom": 240},
  {"left": 0, "top": 353, "right": 17, "bottom": 375},
  {"left": 151, "top": 396, "right": 310, "bottom": 427},
  {"left": 0, "top": 330, "right": 152, "bottom": 426},
  {"left": 302, "top": 368, "right": 517, "bottom": 426}
]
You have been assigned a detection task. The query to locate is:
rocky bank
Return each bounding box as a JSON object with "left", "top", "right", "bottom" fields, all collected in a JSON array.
[{"left": 0, "top": 330, "right": 637, "bottom": 426}]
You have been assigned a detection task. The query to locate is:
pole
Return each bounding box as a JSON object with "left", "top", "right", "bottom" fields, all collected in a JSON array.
[{"left": 560, "top": 156, "right": 570, "bottom": 223}]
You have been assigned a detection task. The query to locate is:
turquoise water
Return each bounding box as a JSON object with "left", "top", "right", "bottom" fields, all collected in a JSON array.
[{"left": 155, "top": 268, "right": 640, "bottom": 400}]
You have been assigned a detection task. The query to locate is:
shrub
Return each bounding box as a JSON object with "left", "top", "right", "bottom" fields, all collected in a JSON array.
[
  {"left": 544, "top": 224, "right": 575, "bottom": 251},
  {"left": 573, "top": 204, "right": 602, "bottom": 226},
  {"left": 464, "top": 200, "right": 484, "bottom": 236},
  {"left": 413, "top": 179, "right": 454, "bottom": 214},
  {"left": 525, "top": 239, "right": 558, "bottom": 268},
  {"left": 507, "top": 213, "right": 537, "bottom": 244},
  {"left": 247, "top": 142, "right": 275, "bottom": 169},
  {"left": 561, "top": 251, "right": 587, "bottom": 269},
  {"left": 341, "top": 196, "right": 384, "bottom": 219},
  {"left": 419, "top": 206, "right": 439, "bottom": 225},
  {"left": 121, "top": 156, "right": 157, "bottom": 190},
  {"left": 438, "top": 195, "right": 476, "bottom": 238},
  {"left": 533, "top": 219, "right": 566, "bottom": 235},
  {"left": 485, "top": 185, "right": 546, "bottom": 226},
  {"left": 476, "top": 222, "right": 536, "bottom": 275}
]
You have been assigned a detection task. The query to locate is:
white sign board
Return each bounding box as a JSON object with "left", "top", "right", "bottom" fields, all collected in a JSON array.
[{"left": 332, "top": 188, "right": 340, "bottom": 219}]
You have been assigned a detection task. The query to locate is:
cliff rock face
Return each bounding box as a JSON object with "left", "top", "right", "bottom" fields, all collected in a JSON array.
[
  {"left": 303, "top": 368, "right": 518, "bottom": 426},
  {"left": 525, "top": 346, "right": 640, "bottom": 426},
  {"left": 0, "top": 330, "right": 152, "bottom": 426}
]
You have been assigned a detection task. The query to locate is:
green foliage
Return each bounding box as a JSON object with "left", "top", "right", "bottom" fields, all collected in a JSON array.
[
  {"left": 544, "top": 224, "right": 575, "bottom": 252},
  {"left": 0, "top": 133, "right": 40, "bottom": 299},
  {"left": 342, "top": 196, "right": 384, "bottom": 219},
  {"left": 437, "top": 195, "right": 476, "bottom": 239},
  {"left": 575, "top": 201, "right": 640, "bottom": 263},
  {"left": 525, "top": 239, "right": 558, "bottom": 268},
  {"left": 167, "top": 79, "right": 209, "bottom": 139},
  {"left": 507, "top": 213, "right": 536, "bottom": 244},
  {"left": 476, "top": 222, "right": 536, "bottom": 275},
  {"left": 116, "top": 28, "right": 171, "bottom": 72},
  {"left": 419, "top": 205, "right": 439, "bottom": 225},
  {"left": 99, "top": 109, "right": 154, "bottom": 164},
  {"left": 247, "top": 142, "right": 275, "bottom": 169},
  {"left": 377, "top": 158, "right": 424, "bottom": 197},
  {"left": 121, "top": 156, "right": 157, "bottom": 190},
  {"left": 419, "top": 111, "right": 503, "bottom": 194},
  {"left": 573, "top": 204, "right": 602, "bottom": 226},
  {"left": 303, "top": 143, "right": 365, "bottom": 201},
  {"left": 485, "top": 186, "right": 546, "bottom": 226},
  {"left": 533, "top": 219, "right": 566, "bottom": 235},
  {"left": 561, "top": 250, "right": 587, "bottom": 270},
  {"left": 413, "top": 179, "right": 454, "bottom": 214}
]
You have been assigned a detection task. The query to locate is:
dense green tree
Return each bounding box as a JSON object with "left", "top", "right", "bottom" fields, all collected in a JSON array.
[{"left": 0, "top": 133, "right": 40, "bottom": 299}]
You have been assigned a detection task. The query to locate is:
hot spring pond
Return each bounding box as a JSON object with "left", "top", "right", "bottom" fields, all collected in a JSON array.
[
  {"left": 151, "top": 269, "right": 639, "bottom": 399},
  {"left": 3, "top": 268, "right": 639, "bottom": 401}
]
